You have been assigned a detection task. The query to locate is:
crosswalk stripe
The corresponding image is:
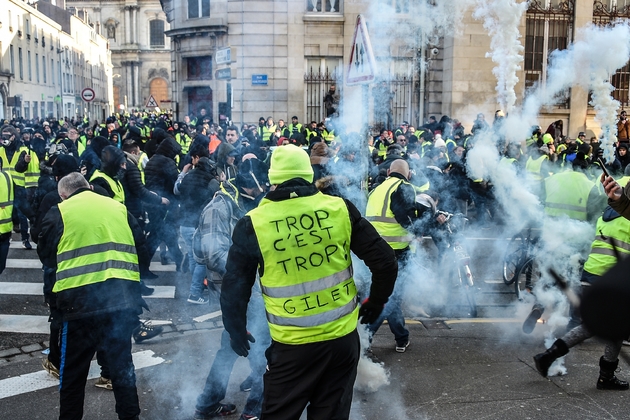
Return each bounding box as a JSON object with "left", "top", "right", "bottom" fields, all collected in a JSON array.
[
  {"left": 0, "top": 315, "right": 174, "bottom": 334},
  {"left": 4, "top": 259, "right": 177, "bottom": 272},
  {"left": 193, "top": 310, "right": 222, "bottom": 323},
  {"left": 0, "top": 315, "right": 50, "bottom": 334},
  {"left": 0, "top": 349, "right": 165, "bottom": 400},
  {"left": 0, "top": 282, "right": 176, "bottom": 299}
]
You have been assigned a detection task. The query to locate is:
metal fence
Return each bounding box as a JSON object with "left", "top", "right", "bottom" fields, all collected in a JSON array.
[
  {"left": 524, "top": 0, "right": 574, "bottom": 108},
  {"left": 593, "top": 0, "right": 630, "bottom": 108},
  {"left": 304, "top": 66, "right": 340, "bottom": 123},
  {"left": 372, "top": 75, "right": 415, "bottom": 131}
]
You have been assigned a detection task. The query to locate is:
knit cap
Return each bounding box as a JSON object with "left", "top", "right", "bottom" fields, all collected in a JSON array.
[{"left": 268, "top": 144, "right": 314, "bottom": 184}]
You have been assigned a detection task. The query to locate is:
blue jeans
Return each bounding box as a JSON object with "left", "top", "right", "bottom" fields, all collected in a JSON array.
[
  {"left": 367, "top": 256, "right": 409, "bottom": 345},
  {"left": 196, "top": 295, "right": 270, "bottom": 417},
  {"left": 180, "top": 226, "right": 211, "bottom": 299}
]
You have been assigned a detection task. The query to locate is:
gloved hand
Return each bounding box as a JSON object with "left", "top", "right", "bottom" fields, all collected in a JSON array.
[
  {"left": 359, "top": 298, "right": 384, "bottom": 325},
  {"left": 230, "top": 332, "right": 256, "bottom": 357}
]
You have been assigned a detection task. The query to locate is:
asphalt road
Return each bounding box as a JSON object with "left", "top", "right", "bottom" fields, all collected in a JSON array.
[{"left": 5, "top": 229, "right": 627, "bottom": 419}]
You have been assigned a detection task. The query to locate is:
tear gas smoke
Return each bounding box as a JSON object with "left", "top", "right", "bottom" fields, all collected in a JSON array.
[
  {"left": 523, "top": 21, "right": 630, "bottom": 161},
  {"left": 472, "top": 0, "right": 527, "bottom": 114},
  {"left": 355, "top": 325, "right": 390, "bottom": 393}
]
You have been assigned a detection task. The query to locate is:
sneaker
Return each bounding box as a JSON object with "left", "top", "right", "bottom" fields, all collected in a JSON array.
[
  {"left": 140, "top": 269, "right": 159, "bottom": 280},
  {"left": 188, "top": 295, "right": 210, "bottom": 305},
  {"left": 240, "top": 415, "right": 259, "bottom": 420},
  {"left": 193, "top": 404, "right": 237, "bottom": 419},
  {"left": 94, "top": 376, "right": 113, "bottom": 390},
  {"left": 395, "top": 340, "right": 410, "bottom": 353},
  {"left": 133, "top": 321, "right": 164, "bottom": 343},
  {"left": 140, "top": 282, "right": 155, "bottom": 296},
  {"left": 624, "top": 340, "right": 630, "bottom": 346},
  {"left": 22, "top": 240, "right": 33, "bottom": 250},
  {"left": 239, "top": 376, "right": 253, "bottom": 392},
  {"left": 42, "top": 358, "right": 59, "bottom": 379}
]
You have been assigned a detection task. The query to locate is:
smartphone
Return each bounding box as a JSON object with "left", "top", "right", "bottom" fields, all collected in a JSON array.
[{"left": 598, "top": 157, "right": 611, "bottom": 178}]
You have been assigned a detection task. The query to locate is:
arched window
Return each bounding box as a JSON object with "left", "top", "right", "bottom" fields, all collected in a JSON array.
[
  {"left": 149, "top": 78, "right": 169, "bottom": 104},
  {"left": 149, "top": 20, "right": 165, "bottom": 48}
]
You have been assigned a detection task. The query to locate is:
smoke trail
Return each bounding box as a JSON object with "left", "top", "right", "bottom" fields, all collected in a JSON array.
[
  {"left": 355, "top": 325, "right": 390, "bottom": 393},
  {"left": 472, "top": 0, "right": 527, "bottom": 114},
  {"left": 523, "top": 21, "right": 630, "bottom": 160}
]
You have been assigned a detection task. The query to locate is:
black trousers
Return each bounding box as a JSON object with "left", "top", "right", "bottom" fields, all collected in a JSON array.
[
  {"left": 59, "top": 310, "right": 140, "bottom": 420},
  {"left": 261, "top": 329, "right": 360, "bottom": 420}
]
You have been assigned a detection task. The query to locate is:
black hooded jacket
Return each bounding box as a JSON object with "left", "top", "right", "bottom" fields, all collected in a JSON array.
[
  {"left": 79, "top": 136, "right": 110, "bottom": 179},
  {"left": 178, "top": 157, "right": 221, "bottom": 227},
  {"left": 144, "top": 137, "right": 181, "bottom": 201}
]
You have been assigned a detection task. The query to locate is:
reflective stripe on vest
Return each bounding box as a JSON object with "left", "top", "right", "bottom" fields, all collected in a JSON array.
[
  {"left": 365, "top": 176, "right": 413, "bottom": 249},
  {"left": 24, "top": 149, "right": 40, "bottom": 188},
  {"left": 544, "top": 171, "right": 594, "bottom": 221},
  {"left": 525, "top": 155, "right": 548, "bottom": 181},
  {"left": 0, "top": 171, "right": 14, "bottom": 234},
  {"left": 248, "top": 192, "right": 357, "bottom": 345},
  {"left": 0, "top": 147, "right": 30, "bottom": 187},
  {"left": 53, "top": 191, "right": 139, "bottom": 292},
  {"left": 90, "top": 170, "right": 125, "bottom": 203},
  {"left": 584, "top": 216, "right": 630, "bottom": 276}
]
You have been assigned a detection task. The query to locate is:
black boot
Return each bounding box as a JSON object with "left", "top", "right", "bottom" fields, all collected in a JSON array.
[
  {"left": 597, "top": 357, "right": 629, "bottom": 390},
  {"left": 533, "top": 339, "right": 569, "bottom": 377}
]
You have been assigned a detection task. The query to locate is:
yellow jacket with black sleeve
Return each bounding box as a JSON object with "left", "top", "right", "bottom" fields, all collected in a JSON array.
[
  {"left": 220, "top": 179, "right": 398, "bottom": 345},
  {"left": 36, "top": 188, "right": 148, "bottom": 320}
]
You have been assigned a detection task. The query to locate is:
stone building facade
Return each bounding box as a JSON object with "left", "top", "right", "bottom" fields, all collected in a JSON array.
[
  {"left": 65, "top": 0, "right": 172, "bottom": 112},
  {"left": 0, "top": 0, "right": 112, "bottom": 121},
  {"left": 160, "top": 0, "right": 629, "bottom": 137}
]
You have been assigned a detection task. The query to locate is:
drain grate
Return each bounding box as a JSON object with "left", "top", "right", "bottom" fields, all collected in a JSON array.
[{"left": 421, "top": 320, "right": 450, "bottom": 330}]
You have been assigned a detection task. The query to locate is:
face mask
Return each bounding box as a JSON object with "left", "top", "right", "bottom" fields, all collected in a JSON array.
[{"left": 116, "top": 167, "right": 126, "bottom": 180}]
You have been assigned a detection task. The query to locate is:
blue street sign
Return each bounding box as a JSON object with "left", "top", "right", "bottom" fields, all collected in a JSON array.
[{"left": 251, "top": 74, "right": 268, "bottom": 86}]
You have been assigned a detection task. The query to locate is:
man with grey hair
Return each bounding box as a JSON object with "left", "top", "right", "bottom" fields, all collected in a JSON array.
[{"left": 38, "top": 171, "right": 148, "bottom": 420}]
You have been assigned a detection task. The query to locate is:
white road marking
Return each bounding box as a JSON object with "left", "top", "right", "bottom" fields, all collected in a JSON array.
[
  {"left": 193, "top": 310, "right": 222, "bottom": 323},
  {"left": 0, "top": 350, "right": 165, "bottom": 399},
  {"left": 0, "top": 282, "right": 175, "bottom": 299},
  {"left": 4, "top": 259, "right": 176, "bottom": 272},
  {"left": 0, "top": 315, "right": 173, "bottom": 334}
]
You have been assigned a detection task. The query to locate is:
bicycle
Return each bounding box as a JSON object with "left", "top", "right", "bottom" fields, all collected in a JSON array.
[
  {"left": 437, "top": 211, "right": 478, "bottom": 318},
  {"left": 503, "top": 227, "right": 540, "bottom": 286}
]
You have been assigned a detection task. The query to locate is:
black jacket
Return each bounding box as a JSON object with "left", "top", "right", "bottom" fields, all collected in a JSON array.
[
  {"left": 220, "top": 178, "right": 398, "bottom": 342},
  {"left": 37, "top": 188, "right": 147, "bottom": 320},
  {"left": 144, "top": 137, "right": 181, "bottom": 201},
  {"left": 121, "top": 152, "right": 162, "bottom": 219},
  {"left": 179, "top": 158, "right": 221, "bottom": 227}
]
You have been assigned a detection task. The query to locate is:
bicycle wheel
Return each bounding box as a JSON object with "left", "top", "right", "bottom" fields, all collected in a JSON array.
[
  {"left": 514, "top": 258, "right": 542, "bottom": 300},
  {"left": 503, "top": 232, "right": 527, "bottom": 285}
]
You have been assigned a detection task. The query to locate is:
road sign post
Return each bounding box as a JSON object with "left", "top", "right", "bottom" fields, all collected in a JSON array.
[
  {"left": 216, "top": 47, "right": 232, "bottom": 65},
  {"left": 145, "top": 95, "right": 159, "bottom": 108},
  {"left": 347, "top": 15, "right": 377, "bottom": 86},
  {"left": 81, "top": 88, "right": 95, "bottom": 102}
]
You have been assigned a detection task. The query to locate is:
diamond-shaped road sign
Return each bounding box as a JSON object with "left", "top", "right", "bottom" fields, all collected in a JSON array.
[{"left": 346, "top": 15, "right": 377, "bottom": 86}]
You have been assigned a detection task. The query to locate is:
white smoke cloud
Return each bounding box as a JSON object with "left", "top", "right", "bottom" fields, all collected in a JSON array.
[{"left": 472, "top": 0, "right": 527, "bottom": 114}]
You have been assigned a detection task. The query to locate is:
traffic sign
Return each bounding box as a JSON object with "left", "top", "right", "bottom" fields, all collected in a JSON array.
[
  {"left": 215, "top": 68, "right": 232, "bottom": 80},
  {"left": 347, "top": 15, "right": 377, "bottom": 85},
  {"left": 216, "top": 47, "right": 232, "bottom": 65},
  {"left": 81, "top": 87, "right": 95, "bottom": 102},
  {"left": 252, "top": 74, "right": 268, "bottom": 86},
  {"left": 145, "top": 95, "right": 159, "bottom": 108}
]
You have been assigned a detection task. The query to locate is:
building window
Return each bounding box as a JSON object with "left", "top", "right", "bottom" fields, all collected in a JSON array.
[
  {"left": 188, "top": 0, "right": 210, "bottom": 18},
  {"left": 28, "top": 51, "right": 32, "bottom": 81},
  {"left": 149, "top": 20, "right": 165, "bottom": 48},
  {"left": 10, "top": 45, "right": 15, "bottom": 75},
  {"left": 18, "top": 48, "right": 23, "bottom": 80},
  {"left": 24, "top": 101, "right": 30, "bottom": 119},
  {"left": 43, "top": 56, "right": 47, "bottom": 83},
  {"left": 187, "top": 56, "right": 213, "bottom": 80},
  {"left": 36, "top": 53, "right": 39, "bottom": 82},
  {"left": 33, "top": 101, "right": 38, "bottom": 118},
  {"left": 304, "top": 58, "right": 343, "bottom": 122},
  {"left": 524, "top": 0, "right": 574, "bottom": 108},
  {"left": 51, "top": 58, "right": 55, "bottom": 86},
  {"left": 593, "top": 0, "right": 630, "bottom": 107},
  {"left": 307, "top": 0, "right": 341, "bottom": 13}
]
